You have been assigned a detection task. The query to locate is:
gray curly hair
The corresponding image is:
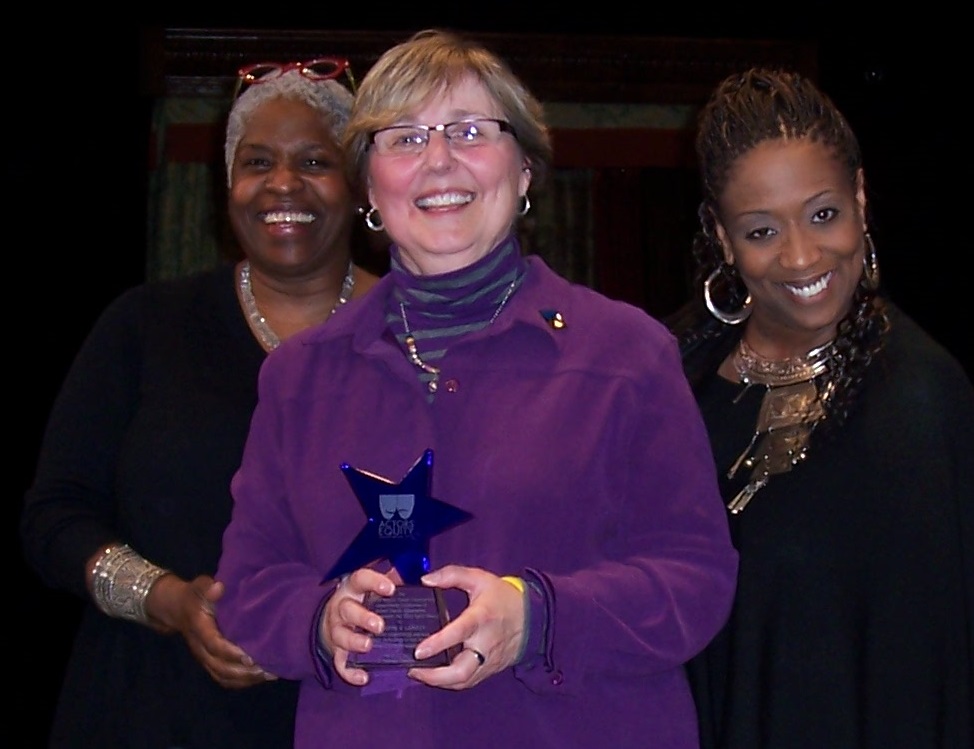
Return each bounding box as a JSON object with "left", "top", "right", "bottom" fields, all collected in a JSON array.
[{"left": 224, "top": 70, "right": 354, "bottom": 187}]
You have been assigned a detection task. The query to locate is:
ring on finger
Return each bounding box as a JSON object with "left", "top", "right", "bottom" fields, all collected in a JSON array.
[{"left": 466, "top": 647, "right": 486, "bottom": 667}]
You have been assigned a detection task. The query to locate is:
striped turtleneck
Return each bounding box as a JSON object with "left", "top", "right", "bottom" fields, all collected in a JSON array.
[{"left": 387, "top": 234, "right": 526, "bottom": 395}]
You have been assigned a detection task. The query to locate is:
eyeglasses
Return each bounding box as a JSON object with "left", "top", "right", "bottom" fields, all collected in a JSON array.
[
  {"left": 233, "top": 57, "right": 356, "bottom": 99},
  {"left": 369, "top": 118, "right": 517, "bottom": 156}
]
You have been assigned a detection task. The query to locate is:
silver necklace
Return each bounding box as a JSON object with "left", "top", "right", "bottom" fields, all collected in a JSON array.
[
  {"left": 399, "top": 278, "right": 517, "bottom": 394},
  {"left": 239, "top": 260, "right": 355, "bottom": 351}
]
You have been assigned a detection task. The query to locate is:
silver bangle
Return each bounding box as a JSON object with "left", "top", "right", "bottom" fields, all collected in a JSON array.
[{"left": 91, "top": 543, "right": 170, "bottom": 624}]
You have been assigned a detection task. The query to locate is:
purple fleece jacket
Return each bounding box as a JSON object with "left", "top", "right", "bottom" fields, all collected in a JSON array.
[{"left": 216, "top": 255, "right": 737, "bottom": 749}]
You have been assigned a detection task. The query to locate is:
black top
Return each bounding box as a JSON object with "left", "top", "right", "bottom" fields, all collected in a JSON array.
[
  {"left": 685, "top": 306, "right": 974, "bottom": 749},
  {"left": 21, "top": 264, "right": 298, "bottom": 749}
]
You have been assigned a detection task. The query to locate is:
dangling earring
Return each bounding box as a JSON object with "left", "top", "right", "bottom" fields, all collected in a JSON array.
[
  {"left": 704, "top": 266, "right": 752, "bottom": 325},
  {"left": 364, "top": 206, "right": 384, "bottom": 232},
  {"left": 517, "top": 194, "right": 531, "bottom": 217},
  {"left": 862, "top": 231, "right": 880, "bottom": 290}
]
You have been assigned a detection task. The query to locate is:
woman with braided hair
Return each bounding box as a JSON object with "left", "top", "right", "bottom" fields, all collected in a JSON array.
[{"left": 670, "top": 67, "right": 974, "bottom": 748}]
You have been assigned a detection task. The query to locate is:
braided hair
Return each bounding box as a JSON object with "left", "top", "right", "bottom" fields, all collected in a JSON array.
[{"left": 677, "top": 67, "right": 890, "bottom": 434}]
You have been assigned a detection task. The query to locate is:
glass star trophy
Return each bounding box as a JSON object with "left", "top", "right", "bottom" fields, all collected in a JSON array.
[{"left": 323, "top": 449, "right": 472, "bottom": 669}]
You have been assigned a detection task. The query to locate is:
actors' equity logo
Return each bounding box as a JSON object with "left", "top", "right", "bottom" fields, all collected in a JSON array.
[{"left": 378, "top": 493, "right": 416, "bottom": 539}]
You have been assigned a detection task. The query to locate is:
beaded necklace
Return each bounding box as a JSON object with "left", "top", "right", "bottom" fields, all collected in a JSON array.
[
  {"left": 238, "top": 260, "right": 355, "bottom": 351},
  {"left": 399, "top": 278, "right": 517, "bottom": 394},
  {"left": 725, "top": 337, "right": 835, "bottom": 514}
]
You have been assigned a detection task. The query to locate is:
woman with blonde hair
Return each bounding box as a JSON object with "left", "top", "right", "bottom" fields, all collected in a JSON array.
[{"left": 215, "top": 28, "right": 737, "bottom": 749}]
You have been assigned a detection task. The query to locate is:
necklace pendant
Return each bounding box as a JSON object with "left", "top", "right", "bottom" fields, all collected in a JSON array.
[
  {"left": 727, "top": 380, "right": 826, "bottom": 513},
  {"left": 398, "top": 277, "right": 517, "bottom": 396},
  {"left": 755, "top": 381, "right": 822, "bottom": 432},
  {"left": 727, "top": 476, "right": 768, "bottom": 514},
  {"left": 727, "top": 430, "right": 759, "bottom": 478}
]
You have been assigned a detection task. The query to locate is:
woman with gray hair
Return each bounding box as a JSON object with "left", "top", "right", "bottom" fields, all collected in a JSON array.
[{"left": 20, "top": 59, "right": 378, "bottom": 747}]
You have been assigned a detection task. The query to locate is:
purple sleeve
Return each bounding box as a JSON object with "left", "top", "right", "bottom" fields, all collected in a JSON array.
[{"left": 215, "top": 357, "right": 338, "bottom": 681}]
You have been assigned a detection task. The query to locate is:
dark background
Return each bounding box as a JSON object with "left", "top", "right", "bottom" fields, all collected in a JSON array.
[{"left": 13, "top": 18, "right": 965, "bottom": 745}]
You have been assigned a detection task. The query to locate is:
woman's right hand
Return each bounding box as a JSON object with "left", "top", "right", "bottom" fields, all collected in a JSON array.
[
  {"left": 319, "top": 568, "right": 397, "bottom": 686},
  {"left": 149, "top": 574, "right": 278, "bottom": 689}
]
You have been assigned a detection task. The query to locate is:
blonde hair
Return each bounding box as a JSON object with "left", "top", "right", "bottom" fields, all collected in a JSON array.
[
  {"left": 343, "top": 29, "right": 551, "bottom": 194},
  {"left": 224, "top": 70, "right": 353, "bottom": 186}
]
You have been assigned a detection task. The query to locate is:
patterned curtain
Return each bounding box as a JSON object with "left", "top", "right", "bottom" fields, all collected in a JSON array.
[
  {"left": 146, "top": 97, "right": 230, "bottom": 281},
  {"left": 521, "top": 168, "right": 595, "bottom": 287}
]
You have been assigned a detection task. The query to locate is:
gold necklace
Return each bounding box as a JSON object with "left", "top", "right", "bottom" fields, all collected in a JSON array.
[
  {"left": 399, "top": 278, "right": 517, "bottom": 394},
  {"left": 734, "top": 338, "right": 833, "bottom": 386},
  {"left": 725, "top": 337, "right": 835, "bottom": 514},
  {"left": 239, "top": 260, "right": 355, "bottom": 351}
]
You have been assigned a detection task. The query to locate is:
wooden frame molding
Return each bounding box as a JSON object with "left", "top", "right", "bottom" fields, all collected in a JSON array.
[{"left": 144, "top": 28, "right": 818, "bottom": 104}]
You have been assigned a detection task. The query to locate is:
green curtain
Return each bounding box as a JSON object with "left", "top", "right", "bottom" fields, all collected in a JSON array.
[
  {"left": 146, "top": 97, "right": 231, "bottom": 281},
  {"left": 522, "top": 168, "right": 594, "bottom": 287}
]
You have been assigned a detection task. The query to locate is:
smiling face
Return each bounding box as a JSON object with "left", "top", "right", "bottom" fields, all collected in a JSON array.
[
  {"left": 365, "top": 74, "right": 531, "bottom": 276},
  {"left": 714, "top": 137, "right": 867, "bottom": 355},
  {"left": 228, "top": 96, "right": 354, "bottom": 276}
]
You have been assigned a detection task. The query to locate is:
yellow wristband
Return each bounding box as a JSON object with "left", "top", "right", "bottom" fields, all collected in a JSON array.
[{"left": 501, "top": 575, "right": 526, "bottom": 593}]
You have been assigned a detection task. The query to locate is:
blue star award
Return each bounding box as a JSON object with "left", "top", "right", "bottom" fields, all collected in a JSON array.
[{"left": 323, "top": 449, "right": 473, "bottom": 669}]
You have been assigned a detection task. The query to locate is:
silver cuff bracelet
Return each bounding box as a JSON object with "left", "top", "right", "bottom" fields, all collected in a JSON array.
[{"left": 91, "top": 543, "right": 170, "bottom": 624}]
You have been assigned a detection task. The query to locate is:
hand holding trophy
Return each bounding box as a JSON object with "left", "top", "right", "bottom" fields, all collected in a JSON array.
[{"left": 323, "top": 449, "right": 472, "bottom": 669}]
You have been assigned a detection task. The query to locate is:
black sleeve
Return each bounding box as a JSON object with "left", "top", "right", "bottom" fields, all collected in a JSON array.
[{"left": 20, "top": 287, "right": 146, "bottom": 599}]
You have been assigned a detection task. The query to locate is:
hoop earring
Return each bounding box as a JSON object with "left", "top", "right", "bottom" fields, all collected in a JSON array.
[
  {"left": 862, "top": 231, "right": 880, "bottom": 290},
  {"left": 517, "top": 194, "right": 531, "bottom": 217},
  {"left": 704, "top": 266, "right": 752, "bottom": 325},
  {"left": 364, "top": 206, "right": 384, "bottom": 232}
]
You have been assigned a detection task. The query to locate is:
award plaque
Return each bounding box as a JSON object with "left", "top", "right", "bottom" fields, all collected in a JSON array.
[{"left": 323, "top": 449, "right": 472, "bottom": 669}]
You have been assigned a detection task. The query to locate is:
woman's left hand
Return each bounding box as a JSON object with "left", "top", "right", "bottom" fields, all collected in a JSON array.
[{"left": 408, "top": 565, "right": 525, "bottom": 689}]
